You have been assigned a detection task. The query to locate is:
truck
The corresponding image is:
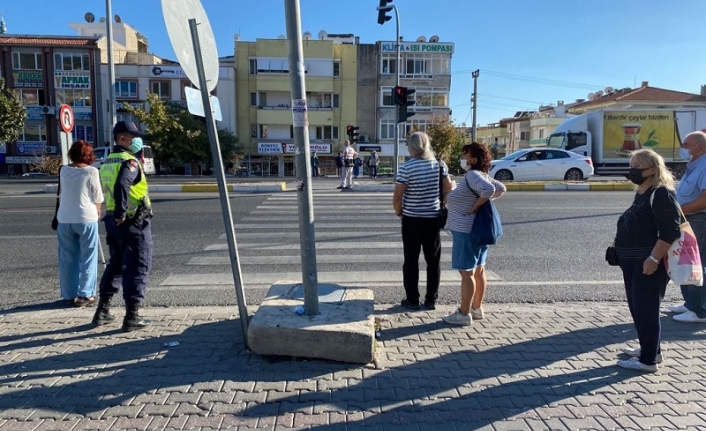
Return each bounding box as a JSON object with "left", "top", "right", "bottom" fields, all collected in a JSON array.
[{"left": 547, "top": 108, "right": 706, "bottom": 177}]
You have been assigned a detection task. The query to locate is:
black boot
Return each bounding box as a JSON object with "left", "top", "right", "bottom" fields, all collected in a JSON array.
[
  {"left": 122, "top": 302, "right": 151, "bottom": 332},
  {"left": 92, "top": 295, "right": 116, "bottom": 326}
]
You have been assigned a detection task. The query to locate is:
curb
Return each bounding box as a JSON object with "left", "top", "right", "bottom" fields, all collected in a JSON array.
[
  {"left": 42, "top": 183, "right": 288, "bottom": 194},
  {"left": 353, "top": 182, "right": 636, "bottom": 192}
]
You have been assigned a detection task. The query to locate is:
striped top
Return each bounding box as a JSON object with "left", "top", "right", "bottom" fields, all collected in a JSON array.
[
  {"left": 396, "top": 157, "right": 448, "bottom": 218},
  {"left": 447, "top": 170, "right": 506, "bottom": 233}
]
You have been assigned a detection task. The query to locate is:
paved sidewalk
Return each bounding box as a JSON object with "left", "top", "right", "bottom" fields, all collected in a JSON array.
[{"left": 1, "top": 303, "right": 705, "bottom": 430}]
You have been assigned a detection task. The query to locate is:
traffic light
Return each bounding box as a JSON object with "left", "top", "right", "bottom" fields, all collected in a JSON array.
[
  {"left": 346, "top": 124, "right": 360, "bottom": 143},
  {"left": 377, "top": 0, "right": 393, "bottom": 25},
  {"left": 393, "top": 86, "right": 416, "bottom": 123}
]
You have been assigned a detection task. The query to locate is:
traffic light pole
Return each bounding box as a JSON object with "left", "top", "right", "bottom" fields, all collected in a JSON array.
[
  {"left": 393, "top": 5, "right": 401, "bottom": 177},
  {"left": 284, "top": 0, "right": 319, "bottom": 315}
]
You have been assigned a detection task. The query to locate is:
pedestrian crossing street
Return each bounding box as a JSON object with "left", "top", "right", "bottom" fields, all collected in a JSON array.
[{"left": 155, "top": 191, "right": 500, "bottom": 304}]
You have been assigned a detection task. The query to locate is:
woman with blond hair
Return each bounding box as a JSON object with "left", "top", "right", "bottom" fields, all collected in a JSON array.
[{"left": 614, "top": 149, "right": 681, "bottom": 372}]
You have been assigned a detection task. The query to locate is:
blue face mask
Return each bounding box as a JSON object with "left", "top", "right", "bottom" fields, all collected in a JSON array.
[
  {"left": 680, "top": 148, "right": 692, "bottom": 160},
  {"left": 129, "top": 137, "right": 144, "bottom": 154}
]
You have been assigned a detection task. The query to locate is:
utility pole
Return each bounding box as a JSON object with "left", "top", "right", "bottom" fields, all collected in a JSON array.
[
  {"left": 284, "top": 0, "right": 319, "bottom": 315},
  {"left": 471, "top": 69, "right": 479, "bottom": 142},
  {"left": 106, "top": 0, "right": 117, "bottom": 150}
]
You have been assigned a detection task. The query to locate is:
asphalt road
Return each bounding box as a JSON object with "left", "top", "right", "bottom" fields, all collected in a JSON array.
[{"left": 0, "top": 180, "right": 682, "bottom": 311}]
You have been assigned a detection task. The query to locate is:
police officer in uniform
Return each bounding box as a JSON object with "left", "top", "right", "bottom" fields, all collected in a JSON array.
[{"left": 93, "top": 121, "right": 153, "bottom": 332}]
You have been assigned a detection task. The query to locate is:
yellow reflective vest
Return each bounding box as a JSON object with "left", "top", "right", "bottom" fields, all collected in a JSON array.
[{"left": 100, "top": 150, "right": 149, "bottom": 217}]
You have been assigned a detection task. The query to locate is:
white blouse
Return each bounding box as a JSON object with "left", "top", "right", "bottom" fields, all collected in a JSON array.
[{"left": 56, "top": 166, "right": 104, "bottom": 223}]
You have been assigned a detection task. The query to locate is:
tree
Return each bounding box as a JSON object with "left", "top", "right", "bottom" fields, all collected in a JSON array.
[
  {"left": 0, "top": 78, "right": 26, "bottom": 144},
  {"left": 125, "top": 93, "right": 242, "bottom": 173}
]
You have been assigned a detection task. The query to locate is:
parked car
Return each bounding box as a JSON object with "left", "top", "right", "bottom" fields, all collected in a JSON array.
[
  {"left": 21, "top": 172, "right": 51, "bottom": 177},
  {"left": 92, "top": 145, "right": 156, "bottom": 175},
  {"left": 490, "top": 148, "right": 593, "bottom": 181}
]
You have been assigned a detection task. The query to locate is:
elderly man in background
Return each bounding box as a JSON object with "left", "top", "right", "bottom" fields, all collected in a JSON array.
[{"left": 671, "top": 130, "right": 706, "bottom": 323}]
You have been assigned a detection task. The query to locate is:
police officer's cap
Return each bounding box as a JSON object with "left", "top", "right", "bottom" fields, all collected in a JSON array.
[{"left": 113, "top": 121, "right": 147, "bottom": 138}]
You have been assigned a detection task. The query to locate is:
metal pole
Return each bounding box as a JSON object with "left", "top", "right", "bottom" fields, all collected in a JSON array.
[
  {"left": 189, "top": 18, "right": 250, "bottom": 344},
  {"left": 284, "top": 0, "right": 319, "bottom": 315},
  {"left": 471, "top": 69, "right": 479, "bottom": 142},
  {"left": 106, "top": 0, "right": 117, "bottom": 151},
  {"left": 393, "top": 5, "right": 401, "bottom": 177}
]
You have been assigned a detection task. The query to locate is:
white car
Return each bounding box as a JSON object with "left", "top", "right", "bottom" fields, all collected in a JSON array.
[{"left": 490, "top": 148, "right": 593, "bottom": 181}]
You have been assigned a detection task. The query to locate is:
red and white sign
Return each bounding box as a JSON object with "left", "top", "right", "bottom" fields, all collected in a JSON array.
[{"left": 59, "top": 104, "right": 74, "bottom": 133}]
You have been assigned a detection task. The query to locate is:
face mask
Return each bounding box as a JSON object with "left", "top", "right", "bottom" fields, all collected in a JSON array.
[
  {"left": 129, "top": 137, "right": 144, "bottom": 154},
  {"left": 680, "top": 148, "right": 692, "bottom": 160},
  {"left": 628, "top": 167, "right": 647, "bottom": 185},
  {"left": 460, "top": 159, "right": 470, "bottom": 171}
]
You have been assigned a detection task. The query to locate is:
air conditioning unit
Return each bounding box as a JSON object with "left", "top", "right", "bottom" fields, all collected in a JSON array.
[
  {"left": 358, "top": 134, "right": 369, "bottom": 143},
  {"left": 42, "top": 106, "right": 56, "bottom": 115},
  {"left": 45, "top": 146, "right": 57, "bottom": 154}
]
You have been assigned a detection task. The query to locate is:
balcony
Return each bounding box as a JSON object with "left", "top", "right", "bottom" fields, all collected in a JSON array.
[{"left": 257, "top": 108, "right": 334, "bottom": 125}]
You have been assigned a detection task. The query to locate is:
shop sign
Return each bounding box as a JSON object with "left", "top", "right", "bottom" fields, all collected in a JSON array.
[
  {"left": 17, "top": 143, "right": 45, "bottom": 154},
  {"left": 54, "top": 71, "right": 91, "bottom": 89},
  {"left": 12, "top": 70, "right": 43, "bottom": 88},
  {"left": 6, "top": 156, "right": 42, "bottom": 164}
]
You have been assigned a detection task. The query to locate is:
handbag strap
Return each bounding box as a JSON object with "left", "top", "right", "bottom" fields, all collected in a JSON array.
[
  {"left": 649, "top": 186, "right": 687, "bottom": 222},
  {"left": 437, "top": 158, "right": 445, "bottom": 209}
]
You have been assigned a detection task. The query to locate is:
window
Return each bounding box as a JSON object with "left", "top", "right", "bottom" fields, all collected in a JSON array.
[
  {"left": 405, "top": 58, "right": 427, "bottom": 75},
  {"left": 250, "top": 92, "right": 257, "bottom": 107},
  {"left": 115, "top": 80, "right": 138, "bottom": 98},
  {"left": 17, "top": 89, "right": 46, "bottom": 106},
  {"left": 54, "top": 53, "right": 90, "bottom": 71},
  {"left": 259, "top": 124, "right": 268, "bottom": 139},
  {"left": 405, "top": 120, "right": 429, "bottom": 135},
  {"left": 56, "top": 89, "right": 91, "bottom": 107},
  {"left": 520, "top": 131, "right": 530, "bottom": 141},
  {"left": 333, "top": 94, "right": 339, "bottom": 108},
  {"left": 307, "top": 93, "right": 334, "bottom": 109},
  {"left": 314, "top": 126, "right": 339, "bottom": 140},
  {"left": 380, "top": 120, "right": 397, "bottom": 140},
  {"left": 382, "top": 87, "right": 394, "bottom": 106},
  {"left": 566, "top": 132, "right": 587, "bottom": 150},
  {"left": 249, "top": 59, "right": 257, "bottom": 74},
  {"left": 333, "top": 62, "right": 340, "bottom": 77},
  {"left": 250, "top": 125, "right": 257, "bottom": 138},
  {"left": 180, "top": 80, "right": 195, "bottom": 99},
  {"left": 381, "top": 57, "right": 397, "bottom": 74},
  {"left": 546, "top": 150, "right": 569, "bottom": 159},
  {"left": 12, "top": 51, "right": 43, "bottom": 70},
  {"left": 150, "top": 81, "right": 170, "bottom": 99},
  {"left": 72, "top": 125, "right": 94, "bottom": 143},
  {"left": 20, "top": 123, "right": 46, "bottom": 142},
  {"left": 538, "top": 129, "right": 545, "bottom": 139}
]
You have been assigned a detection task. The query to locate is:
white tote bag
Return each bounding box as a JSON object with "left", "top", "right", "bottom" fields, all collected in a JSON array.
[{"left": 664, "top": 222, "right": 703, "bottom": 286}]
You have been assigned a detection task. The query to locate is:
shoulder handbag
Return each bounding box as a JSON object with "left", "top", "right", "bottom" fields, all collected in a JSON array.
[
  {"left": 51, "top": 166, "right": 63, "bottom": 231},
  {"left": 466, "top": 174, "right": 503, "bottom": 246},
  {"left": 650, "top": 188, "right": 703, "bottom": 286},
  {"left": 437, "top": 159, "right": 448, "bottom": 229},
  {"left": 605, "top": 244, "right": 619, "bottom": 266}
]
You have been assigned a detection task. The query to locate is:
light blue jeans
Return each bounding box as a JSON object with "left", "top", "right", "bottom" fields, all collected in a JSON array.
[{"left": 57, "top": 221, "right": 99, "bottom": 300}]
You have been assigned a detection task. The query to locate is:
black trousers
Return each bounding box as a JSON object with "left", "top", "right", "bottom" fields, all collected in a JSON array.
[
  {"left": 620, "top": 260, "right": 668, "bottom": 365},
  {"left": 99, "top": 214, "right": 153, "bottom": 305},
  {"left": 401, "top": 216, "right": 441, "bottom": 305}
]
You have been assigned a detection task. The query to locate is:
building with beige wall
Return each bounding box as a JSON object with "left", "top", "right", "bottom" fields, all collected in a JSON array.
[{"left": 235, "top": 33, "right": 357, "bottom": 177}]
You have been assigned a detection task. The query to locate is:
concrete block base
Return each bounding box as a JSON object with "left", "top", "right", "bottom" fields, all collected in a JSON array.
[{"left": 248, "top": 282, "right": 375, "bottom": 364}]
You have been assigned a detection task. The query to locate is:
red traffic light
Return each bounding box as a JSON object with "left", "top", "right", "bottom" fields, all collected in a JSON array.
[{"left": 346, "top": 125, "right": 353, "bottom": 133}]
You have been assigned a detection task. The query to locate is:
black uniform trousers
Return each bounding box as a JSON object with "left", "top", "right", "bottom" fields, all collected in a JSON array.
[{"left": 99, "top": 214, "right": 153, "bottom": 305}]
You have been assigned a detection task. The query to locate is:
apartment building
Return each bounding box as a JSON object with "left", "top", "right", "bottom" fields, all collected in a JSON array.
[
  {"left": 235, "top": 32, "right": 357, "bottom": 177},
  {"left": 0, "top": 34, "right": 101, "bottom": 174}
]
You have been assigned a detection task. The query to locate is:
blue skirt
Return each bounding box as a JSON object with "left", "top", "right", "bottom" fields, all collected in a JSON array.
[{"left": 451, "top": 230, "right": 489, "bottom": 270}]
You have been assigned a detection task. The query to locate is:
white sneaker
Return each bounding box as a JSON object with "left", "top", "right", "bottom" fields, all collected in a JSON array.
[
  {"left": 442, "top": 309, "right": 472, "bottom": 326},
  {"left": 617, "top": 357, "right": 658, "bottom": 373},
  {"left": 622, "top": 347, "right": 663, "bottom": 364},
  {"left": 673, "top": 310, "right": 706, "bottom": 323},
  {"left": 667, "top": 304, "right": 689, "bottom": 314},
  {"left": 470, "top": 307, "right": 484, "bottom": 320}
]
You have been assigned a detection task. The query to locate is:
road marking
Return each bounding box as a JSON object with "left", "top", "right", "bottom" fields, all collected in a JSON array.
[
  {"left": 204, "top": 241, "right": 447, "bottom": 251},
  {"left": 159, "top": 270, "right": 500, "bottom": 286},
  {"left": 187, "top": 253, "right": 453, "bottom": 265},
  {"left": 222, "top": 231, "right": 401, "bottom": 239}
]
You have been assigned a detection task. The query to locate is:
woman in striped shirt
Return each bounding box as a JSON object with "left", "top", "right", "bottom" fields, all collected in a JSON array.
[
  {"left": 443, "top": 142, "right": 506, "bottom": 326},
  {"left": 393, "top": 132, "right": 452, "bottom": 310}
]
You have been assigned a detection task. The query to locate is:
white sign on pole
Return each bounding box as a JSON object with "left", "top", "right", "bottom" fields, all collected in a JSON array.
[
  {"left": 60, "top": 132, "right": 72, "bottom": 166},
  {"left": 184, "top": 86, "right": 222, "bottom": 121},
  {"left": 161, "top": 0, "right": 219, "bottom": 92}
]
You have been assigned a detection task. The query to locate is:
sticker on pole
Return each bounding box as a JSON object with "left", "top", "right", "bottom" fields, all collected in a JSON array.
[
  {"left": 59, "top": 104, "right": 74, "bottom": 133},
  {"left": 292, "top": 99, "right": 308, "bottom": 128}
]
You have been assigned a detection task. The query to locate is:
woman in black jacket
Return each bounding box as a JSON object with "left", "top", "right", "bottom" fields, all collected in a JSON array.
[{"left": 614, "top": 149, "right": 682, "bottom": 372}]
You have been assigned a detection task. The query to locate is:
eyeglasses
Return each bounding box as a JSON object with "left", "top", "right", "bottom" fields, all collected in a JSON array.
[{"left": 681, "top": 141, "right": 692, "bottom": 148}]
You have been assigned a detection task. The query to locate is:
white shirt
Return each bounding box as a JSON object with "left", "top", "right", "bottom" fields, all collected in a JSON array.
[{"left": 57, "top": 166, "right": 104, "bottom": 223}]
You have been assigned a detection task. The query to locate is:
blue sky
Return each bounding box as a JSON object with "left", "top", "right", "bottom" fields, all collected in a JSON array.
[{"left": 3, "top": 0, "right": 705, "bottom": 127}]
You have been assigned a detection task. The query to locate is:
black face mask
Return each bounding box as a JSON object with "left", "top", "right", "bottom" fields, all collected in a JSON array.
[{"left": 628, "top": 167, "right": 648, "bottom": 185}]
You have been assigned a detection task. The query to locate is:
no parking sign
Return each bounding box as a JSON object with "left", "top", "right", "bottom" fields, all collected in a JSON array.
[{"left": 59, "top": 104, "right": 74, "bottom": 133}]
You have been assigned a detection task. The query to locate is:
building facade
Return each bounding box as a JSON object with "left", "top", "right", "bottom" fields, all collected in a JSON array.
[
  {"left": 375, "top": 37, "right": 453, "bottom": 169},
  {"left": 0, "top": 35, "right": 101, "bottom": 174},
  {"left": 235, "top": 33, "right": 357, "bottom": 177}
]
